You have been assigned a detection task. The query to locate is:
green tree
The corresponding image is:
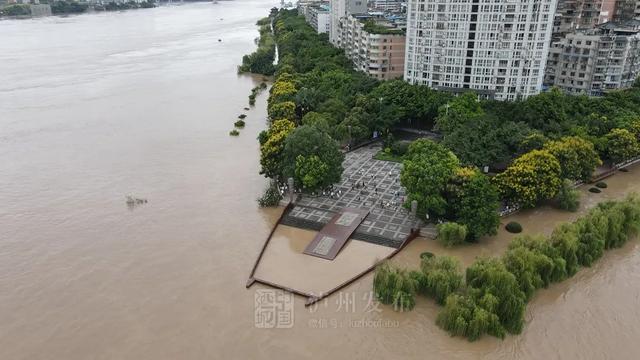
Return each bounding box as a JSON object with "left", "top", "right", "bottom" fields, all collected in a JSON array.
[
  {"left": 465, "top": 257, "right": 527, "bottom": 334},
  {"left": 258, "top": 119, "right": 296, "bottom": 179},
  {"left": 294, "top": 155, "right": 329, "bottom": 191},
  {"left": 373, "top": 262, "right": 418, "bottom": 312},
  {"left": 435, "top": 92, "right": 484, "bottom": 134},
  {"left": 603, "top": 128, "right": 640, "bottom": 163},
  {"left": 556, "top": 179, "right": 580, "bottom": 212},
  {"left": 419, "top": 255, "right": 463, "bottom": 304},
  {"left": 543, "top": 136, "right": 601, "bottom": 181},
  {"left": 436, "top": 222, "right": 468, "bottom": 247},
  {"left": 281, "top": 125, "right": 344, "bottom": 190},
  {"left": 445, "top": 167, "right": 500, "bottom": 240},
  {"left": 401, "top": 139, "right": 460, "bottom": 217},
  {"left": 493, "top": 150, "right": 562, "bottom": 208}
]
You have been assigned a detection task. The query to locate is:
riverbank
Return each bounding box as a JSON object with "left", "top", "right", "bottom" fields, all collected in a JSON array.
[{"left": 0, "top": 1, "right": 157, "bottom": 19}]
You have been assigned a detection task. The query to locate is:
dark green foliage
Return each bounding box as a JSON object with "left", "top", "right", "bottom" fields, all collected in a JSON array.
[
  {"left": 420, "top": 252, "right": 434, "bottom": 260},
  {"left": 596, "top": 181, "right": 608, "bottom": 188},
  {"left": 238, "top": 114, "right": 247, "bottom": 119},
  {"left": 401, "top": 139, "right": 460, "bottom": 217},
  {"left": 239, "top": 19, "right": 276, "bottom": 75},
  {"left": 281, "top": 125, "right": 344, "bottom": 190},
  {"left": 257, "top": 181, "right": 282, "bottom": 207},
  {"left": 51, "top": 1, "right": 89, "bottom": 14},
  {"left": 1, "top": 4, "right": 31, "bottom": 16},
  {"left": 505, "top": 222, "right": 523, "bottom": 233},
  {"left": 229, "top": 129, "right": 239, "bottom": 136},
  {"left": 419, "top": 255, "right": 463, "bottom": 304},
  {"left": 589, "top": 187, "right": 602, "bottom": 193},
  {"left": 446, "top": 168, "right": 501, "bottom": 240},
  {"left": 391, "top": 140, "right": 411, "bottom": 156},
  {"left": 556, "top": 179, "right": 580, "bottom": 212},
  {"left": 234, "top": 119, "right": 246, "bottom": 128}
]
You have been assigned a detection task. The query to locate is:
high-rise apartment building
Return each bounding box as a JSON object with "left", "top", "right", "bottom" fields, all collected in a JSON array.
[
  {"left": 404, "top": 0, "right": 558, "bottom": 101},
  {"left": 330, "top": 0, "right": 367, "bottom": 46},
  {"left": 554, "top": 0, "right": 616, "bottom": 37},
  {"left": 545, "top": 20, "right": 640, "bottom": 95},
  {"left": 612, "top": 0, "right": 640, "bottom": 21},
  {"left": 341, "top": 15, "right": 406, "bottom": 79}
]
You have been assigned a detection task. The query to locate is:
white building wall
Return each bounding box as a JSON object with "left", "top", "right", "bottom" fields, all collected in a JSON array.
[
  {"left": 330, "top": 0, "right": 367, "bottom": 45},
  {"left": 404, "top": 0, "right": 557, "bottom": 101}
]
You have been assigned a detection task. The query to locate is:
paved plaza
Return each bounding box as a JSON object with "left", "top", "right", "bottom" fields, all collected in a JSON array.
[{"left": 281, "top": 144, "right": 420, "bottom": 248}]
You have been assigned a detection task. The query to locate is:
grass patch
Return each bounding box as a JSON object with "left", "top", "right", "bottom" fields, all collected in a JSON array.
[{"left": 374, "top": 149, "right": 404, "bottom": 163}]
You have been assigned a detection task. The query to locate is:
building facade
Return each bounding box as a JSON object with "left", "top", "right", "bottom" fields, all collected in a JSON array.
[
  {"left": 304, "top": 3, "right": 331, "bottom": 34},
  {"left": 612, "top": 0, "right": 640, "bottom": 21},
  {"left": 370, "top": 0, "right": 403, "bottom": 12},
  {"left": 341, "top": 15, "right": 406, "bottom": 79},
  {"left": 404, "top": 0, "right": 557, "bottom": 101},
  {"left": 554, "top": 0, "right": 616, "bottom": 37},
  {"left": 330, "top": 0, "right": 367, "bottom": 45},
  {"left": 545, "top": 20, "right": 640, "bottom": 95}
]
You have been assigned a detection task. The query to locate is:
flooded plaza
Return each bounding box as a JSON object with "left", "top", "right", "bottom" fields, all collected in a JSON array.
[{"left": 1, "top": 1, "right": 640, "bottom": 359}]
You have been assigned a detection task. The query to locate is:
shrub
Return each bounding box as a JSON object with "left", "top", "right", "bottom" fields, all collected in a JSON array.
[
  {"left": 234, "top": 119, "right": 246, "bottom": 128},
  {"left": 595, "top": 181, "right": 608, "bottom": 189},
  {"left": 465, "top": 257, "right": 527, "bottom": 335},
  {"left": 229, "top": 129, "right": 240, "bottom": 136},
  {"left": 505, "top": 221, "right": 523, "bottom": 233},
  {"left": 257, "top": 181, "right": 282, "bottom": 207},
  {"left": 373, "top": 262, "right": 418, "bottom": 311},
  {"left": 436, "top": 222, "right": 468, "bottom": 247},
  {"left": 238, "top": 114, "right": 247, "bottom": 119},
  {"left": 420, "top": 255, "right": 463, "bottom": 305},
  {"left": 420, "top": 252, "right": 434, "bottom": 260},
  {"left": 244, "top": 107, "right": 250, "bottom": 111},
  {"left": 589, "top": 187, "right": 601, "bottom": 193},
  {"left": 391, "top": 140, "right": 411, "bottom": 156},
  {"left": 436, "top": 294, "right": 505, "bottom": 341},
  {"left": 556, "top": 179, "right": 580, "bottom": 212},
  {"left": 260, "top": 82, "right": 268, "bottom": 89}
]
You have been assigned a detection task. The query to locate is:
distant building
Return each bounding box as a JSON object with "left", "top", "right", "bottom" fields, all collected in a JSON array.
[
  {"left": 545, "top": 20, "right": 640, "bottom": 95},
  {"left": 369, "top": 0, "right": 402, "bottom": 12},
  {"left": 404, "top": 0, "right": 557, "bottom": 101},
  {"left": 30, "top": 3, "right": 51, "bottom": 16},
  {"left": 554, "top": 0, "right": 616, "bottom": 38},
  {"left": 330, "top": 0, "right": 367, "bottom": 46},
  {"left": 304, "top": 3, "right": 331, "bottom": 34},
  {"left": 613, "top": 0, "right": 640, "bottom": 21},
  {"left": 340, "top": 14, "right": 405, "bottom": 79}
]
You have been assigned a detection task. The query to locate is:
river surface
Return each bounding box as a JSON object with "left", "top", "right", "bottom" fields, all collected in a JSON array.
[{"left": 1, "top": 2, "right": 639, "bottom": 359}]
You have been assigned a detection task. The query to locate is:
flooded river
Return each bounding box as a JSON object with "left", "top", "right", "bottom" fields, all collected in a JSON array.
[{"left": 1, "top": 2, "right": 639, "bottom": 359}]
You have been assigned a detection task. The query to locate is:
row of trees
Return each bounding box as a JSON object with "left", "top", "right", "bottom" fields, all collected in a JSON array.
[
  {"left": 238, "top": 16, "right": 276, "bottom": 75},
  {"left": 436, "top": 89, "right": 640, "bottom": 170},
  {"left": 400, "top": 139, "right": 500, "bottom": 240},
  {"left": 252, "top": 10, "right": 639, "bottom": 209},
  {"left": 374, "top": 195, "right": 640, "bottom": 340},
  {"left": 251, "top": 10, "right": 454, "bottom": 194}
]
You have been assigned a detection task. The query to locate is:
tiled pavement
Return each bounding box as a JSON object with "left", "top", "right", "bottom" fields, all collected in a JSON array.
[{"left": 281, "top": 144, "right": 421, "bottom": 248}]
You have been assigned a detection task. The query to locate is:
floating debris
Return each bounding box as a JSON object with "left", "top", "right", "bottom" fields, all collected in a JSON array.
[{"left": 126, "top": 196, "right": 148, "bottom": 209}]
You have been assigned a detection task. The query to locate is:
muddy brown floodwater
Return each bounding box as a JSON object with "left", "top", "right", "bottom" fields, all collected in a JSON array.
[{"left": 1, "top": 2, "right": 639, "bottom": 359}]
